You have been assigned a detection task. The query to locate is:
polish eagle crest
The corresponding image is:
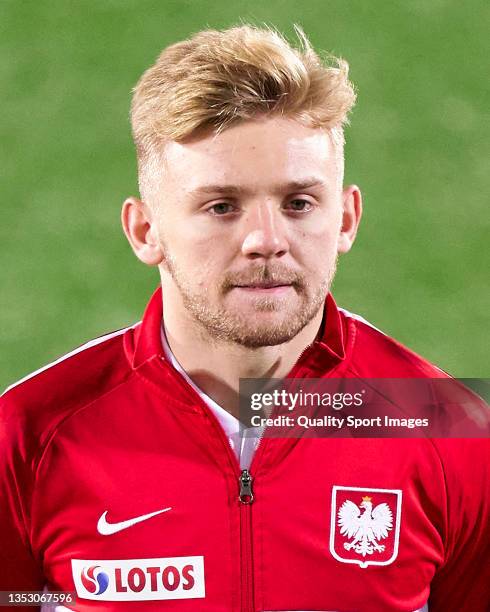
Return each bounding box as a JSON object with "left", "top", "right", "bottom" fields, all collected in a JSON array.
[{"left": 337, "top": 496, "right": 393, "bottom": 556}]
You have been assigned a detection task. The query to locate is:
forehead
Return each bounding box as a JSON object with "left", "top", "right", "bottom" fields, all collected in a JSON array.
[{"left": 161, "top": 117, "right": 341, "bottom": 191}]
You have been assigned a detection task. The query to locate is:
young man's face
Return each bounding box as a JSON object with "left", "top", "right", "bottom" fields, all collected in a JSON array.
[{"left": 143, "top": 117, "right": 360, "bottom": 347}]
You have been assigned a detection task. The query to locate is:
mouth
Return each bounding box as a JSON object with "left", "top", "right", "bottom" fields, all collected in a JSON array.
[
  {"left": 235, "top": 281, "right": 290, "bottom": 288},
  {"left": 232, "top": 282, "right": 293, "bottom": 294}
]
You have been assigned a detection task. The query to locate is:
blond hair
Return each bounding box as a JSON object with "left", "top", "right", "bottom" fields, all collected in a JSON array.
[{"left": 131, "top": 25, "right": 356, "bottom": 192}]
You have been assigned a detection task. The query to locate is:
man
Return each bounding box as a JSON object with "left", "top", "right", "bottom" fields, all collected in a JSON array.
[{"left": 0, "top": 25, "right": 488, "bottom": 612}]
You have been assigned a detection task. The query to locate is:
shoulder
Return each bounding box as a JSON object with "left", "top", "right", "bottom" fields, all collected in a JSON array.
[
  {"left": 339, "top": 307, "right": 448, "bottom": 378},
  {"left": 427, "top": 436, "right": 490, "bottom": 488},
  {"left": 0, "top": 325, "right": 138, "bottom": 456},
  {"left": 428, "top": 436, "right": 490, "bottom": 608}
]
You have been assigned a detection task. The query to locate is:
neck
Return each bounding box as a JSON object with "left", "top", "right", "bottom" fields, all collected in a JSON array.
[{"left": 162, "top": 294, "right": 324, "bottom": 418}]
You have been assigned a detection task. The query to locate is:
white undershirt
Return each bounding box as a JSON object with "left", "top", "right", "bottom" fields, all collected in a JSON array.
[{"left": 161, "top": 325, "right": 262, "bottom": 469}]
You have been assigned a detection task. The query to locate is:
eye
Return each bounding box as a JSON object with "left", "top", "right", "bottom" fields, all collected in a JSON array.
[
  {"left": 207, "top": 202, "right": 236, "bottom": 216},
  {"left": 284, "top": 199, "right": 313, "bottom": 213}
]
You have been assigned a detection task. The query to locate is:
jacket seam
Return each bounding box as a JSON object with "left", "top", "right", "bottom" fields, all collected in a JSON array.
[
  {"left": 423, "top": 439, "right": 450, "bottom": 566},
  {"left": 29, "top": 368, "right": 136, "bottom": 550},
  {"left": 33, "top": 368, "right": 136, "bottom": 481}
]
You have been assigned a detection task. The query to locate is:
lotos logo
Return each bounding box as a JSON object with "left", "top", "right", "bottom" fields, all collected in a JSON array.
[
  {"left": 72, "top": 557, "right": 205, "bottom": 601},
  {"left": 80, "top": 565, "right": 109, "bottom": 595}
]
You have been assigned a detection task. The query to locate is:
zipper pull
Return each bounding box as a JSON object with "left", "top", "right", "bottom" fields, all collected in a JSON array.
[{"left": 239, "top": 469, "right": 254, "bottom": 504}]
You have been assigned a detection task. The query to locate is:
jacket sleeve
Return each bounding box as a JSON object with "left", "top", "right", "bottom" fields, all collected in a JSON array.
[
  {"left": 0, "top": 392, "right": 45, "bottom": 598},
  {"left": 428, "top": 437, "right": 490, "bottom": 611}
]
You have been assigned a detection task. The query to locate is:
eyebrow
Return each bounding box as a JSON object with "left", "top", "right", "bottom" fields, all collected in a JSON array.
[{"left": 190, "top": 177, "right": 327, "bottom": 196}]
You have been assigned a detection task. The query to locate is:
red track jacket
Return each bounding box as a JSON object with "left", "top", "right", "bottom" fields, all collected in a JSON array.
[{"left": 0, "top": 288, "right": 488, "bottom": 611}]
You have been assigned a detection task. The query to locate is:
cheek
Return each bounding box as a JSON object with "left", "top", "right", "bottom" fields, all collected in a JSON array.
[
  {"left": 174, "top": 245, "right": 222, "bottom": 285},
  {"left": 161, "top": 220, "right": 213, "bottom": 262},
  {"left": 291, "top": 223, "right": 340, "bottom": 265},
  {"left": 175, "top": 227, "right": 237, "bottom": 276}
]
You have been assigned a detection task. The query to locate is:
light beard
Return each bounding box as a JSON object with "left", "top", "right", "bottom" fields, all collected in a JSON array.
[{"left": 161, "top": 249, "right": 336, "bottom": 348}]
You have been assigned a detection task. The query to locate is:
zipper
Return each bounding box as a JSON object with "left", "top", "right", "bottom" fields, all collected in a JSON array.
[
  {"left": 234, "top": 343, "right": 315, "bottom": 612},
  {"left": 239, "top": 469, "right": 254, "bottom": 504},
  {"left": 239, "top": 469, "right": 254, "bottom": 611},
  {"left": 156, "top": 356, "right": 261, "bottom": 611},
  {"left": 234, "top": 344, "right": 317, "bottom": 611}
]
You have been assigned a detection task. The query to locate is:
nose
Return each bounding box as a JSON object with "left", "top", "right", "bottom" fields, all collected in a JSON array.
[{"left": 241, "top": 202, "right": 289, "bottom": 259}]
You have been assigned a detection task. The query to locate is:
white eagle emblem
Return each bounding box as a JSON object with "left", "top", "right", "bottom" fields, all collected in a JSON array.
[
  {"left": 338, "top": 496, "right": 393, "bottom": 556},
  {"left": 329, "top": 486, "right": 402, "bottom": 568}
]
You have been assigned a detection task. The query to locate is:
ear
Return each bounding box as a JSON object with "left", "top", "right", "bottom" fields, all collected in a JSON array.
[
  {"left": 121, "top": 197, "right": 165, "bottom": 266},
  {"left": 337, "top": 185, "right": 362, "bottom": 254}
]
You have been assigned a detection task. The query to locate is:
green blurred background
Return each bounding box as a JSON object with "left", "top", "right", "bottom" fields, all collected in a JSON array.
[{"left": 1, "top": 0, "right": 488, "bottom": 388}]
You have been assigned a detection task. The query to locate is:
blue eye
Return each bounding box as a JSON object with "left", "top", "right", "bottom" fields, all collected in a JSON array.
[{"left": 209, "top": 203, "right": 235, "bottom": 215}]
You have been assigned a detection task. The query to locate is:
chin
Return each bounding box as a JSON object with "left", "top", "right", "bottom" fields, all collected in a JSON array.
[
  {"left": 229, "top": 293, "right": 298, "bottom": 314},
  {"left": 223, "top": 315, "right": 313, "bottom": 348},
  {"left": 229, "top": 331, "right": 301, "bottom": 349}
]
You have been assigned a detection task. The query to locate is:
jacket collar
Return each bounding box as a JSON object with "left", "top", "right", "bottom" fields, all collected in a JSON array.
[{"left": 129, "top": 286, "right": 346, "bottom": 372}]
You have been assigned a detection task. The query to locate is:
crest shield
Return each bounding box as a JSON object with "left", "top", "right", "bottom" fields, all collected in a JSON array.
[{"left": 329, "top": 485, "right": 402, "bottom": 568}]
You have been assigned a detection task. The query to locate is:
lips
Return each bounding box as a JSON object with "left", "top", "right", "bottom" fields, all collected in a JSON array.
[
  {"left": 231, "top": 282, "right": 294, "bottom": 296},
  {"left": 235, "top": 282, "right": 291, "bottom": 289},
  {"left": 223, "top": 266, "right": 302, "bottom": 293}
]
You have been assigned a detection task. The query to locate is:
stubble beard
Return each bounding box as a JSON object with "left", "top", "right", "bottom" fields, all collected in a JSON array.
[{"left": 161, "top": 245, "right": 337, "bottom": 348}]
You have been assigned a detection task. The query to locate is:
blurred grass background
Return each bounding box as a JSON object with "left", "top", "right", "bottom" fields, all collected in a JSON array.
[{"left": 1, "top": 0, "right": 488, "bottom": 388}]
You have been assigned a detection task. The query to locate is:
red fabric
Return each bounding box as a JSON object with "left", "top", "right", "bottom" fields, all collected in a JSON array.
[{"left": 0, "top": 287, "right": 488, "bottom": 611}]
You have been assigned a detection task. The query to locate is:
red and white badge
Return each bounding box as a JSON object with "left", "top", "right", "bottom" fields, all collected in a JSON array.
[{"left": 329, "top": 486, "right": 402, "bottom": 568}]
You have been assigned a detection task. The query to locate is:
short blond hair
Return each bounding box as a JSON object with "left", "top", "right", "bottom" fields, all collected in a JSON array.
[{"left": 131, "top": 25, "right": 356, "bottom": 192}]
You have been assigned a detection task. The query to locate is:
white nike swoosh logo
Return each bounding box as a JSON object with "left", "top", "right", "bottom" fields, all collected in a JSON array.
[{"left": 97, "top": 507, "right": 172, "bottom": 535}]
